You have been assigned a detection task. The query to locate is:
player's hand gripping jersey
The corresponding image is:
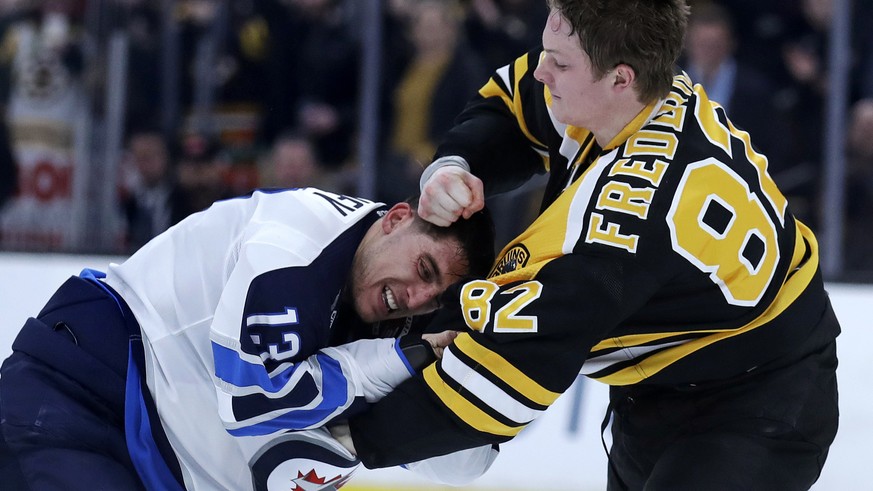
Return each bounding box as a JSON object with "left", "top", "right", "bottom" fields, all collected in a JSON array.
[
  {"left": 105, "top": 188, "right": 495, "bottom": 489},
  {"left": 349, "top": 49, "right": 840, "bottom": 467}
]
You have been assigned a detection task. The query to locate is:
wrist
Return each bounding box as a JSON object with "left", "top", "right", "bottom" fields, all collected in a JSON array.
[{"left": 419, "top": 156, "right": 471, "bottom": 192}]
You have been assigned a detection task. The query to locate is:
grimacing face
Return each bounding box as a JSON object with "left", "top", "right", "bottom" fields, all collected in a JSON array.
[{"left": 349, "top": 203, "right": 468, "bottom": 323}]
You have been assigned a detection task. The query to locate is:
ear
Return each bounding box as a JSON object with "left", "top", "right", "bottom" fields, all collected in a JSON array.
[
  {"left": 612, "top": 63, "right": 636, "bottom": 91},
  {"left": 381, "top": 202, "right": 415, "bottom": 234}
]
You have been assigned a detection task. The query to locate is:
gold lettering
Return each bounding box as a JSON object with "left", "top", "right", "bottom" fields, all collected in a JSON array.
[
  {"left": 586, "top": 213, "right": 639, "bottom": 252},
  {"left": 624, "top": 130, "right": 679, "bottom": 160},
  {"left": 609, "top": 158, "right": 669, "bottom": 187},
  {"left": 595, "top": 182, "right": 656, "bottom": 219},
  {"left": 652, "top": 92, "right": 687, "bottom": 131}
]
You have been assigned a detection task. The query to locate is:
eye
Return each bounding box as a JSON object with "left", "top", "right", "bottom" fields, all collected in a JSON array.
[
  {"left": 549, "top": 57, "right": 568, "bottom": 71},
  {"left": 418, "top": 258, "right": 434, "bottom": 282}
]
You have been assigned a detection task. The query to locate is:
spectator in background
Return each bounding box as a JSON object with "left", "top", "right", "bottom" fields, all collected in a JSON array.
[
  {"left": 119, "top": 126, "right": 176, "bottom": 252},
  {"left": 262, "top": 0, "right": 359, "bottom": 169},
  {"left": 81, "top": 1, "right": 164, "bottom": 133},
  {"left": 0, "top": 116, "right": 15, "bottom": 210},
  {"left": 844, "top": 99, "right": 873, "bottom": 274},
  {"left": 378, "top": 0, "right": 486, "bottom": 204},
  {"left": 172, "top": 132, "right": 232, "bottom": 224},
  {"left": 258, "top": 130, "right": 328, "bottom": 190},
  {"left": 860, "top": 1, "right": 873, "bottom": 100},
  {"left": 120, "top": 1, "right": 163, "bottom": 131},
  {"left": 379, "top": 0, "right": 416, "bottom": 70},
  {"left": 681, "top": 4, "right": 790, "bottom": 195},
  {"left": 465, "top": 0, "right": 549, "bottom": 68},
  {"left": 0, "top": 5, "right": 20, "bottom": 215},
  {"left": 705, "top": 0, "right": 803, "bottom": 89},
  {"left": 171, "top": 2, "right": 276, "bottom": 137},
  {"left": 776, "top": 0, "right": 832, "bottom": 232},
  {"left": 173, "top": 0, "right": 278, "bottom": 191}
]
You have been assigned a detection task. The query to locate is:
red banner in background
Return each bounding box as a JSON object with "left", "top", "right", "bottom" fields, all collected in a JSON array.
[{"left": 0, "top": 21, "right": 89, "bottom": 252}]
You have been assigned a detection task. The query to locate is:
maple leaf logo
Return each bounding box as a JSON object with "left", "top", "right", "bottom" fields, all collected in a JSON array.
[{"left": 290, "top": 469, "right": 344, "bottom": 491}]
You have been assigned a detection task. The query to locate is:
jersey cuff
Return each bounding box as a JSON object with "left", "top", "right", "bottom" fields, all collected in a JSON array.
[
  {"left": 394, "top": 340, "right": 417, "bottom": 375},
  {"left": 419, "top": 156, "right": 471, "bottom": 192}
]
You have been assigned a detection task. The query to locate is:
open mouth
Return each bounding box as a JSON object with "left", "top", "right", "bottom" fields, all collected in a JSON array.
[{"left": 382, "top": 286, "right": 399, "bottom": 313}]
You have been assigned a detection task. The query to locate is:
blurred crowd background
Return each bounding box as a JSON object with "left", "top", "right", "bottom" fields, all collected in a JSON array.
[{"left": 0, "top": 0, "right": 872, "bottom": 281}]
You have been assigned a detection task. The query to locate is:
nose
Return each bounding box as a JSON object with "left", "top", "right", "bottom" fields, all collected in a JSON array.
[
  {"left": 406, "top": 283, "right": 442, "bottom": 314},
  {"left": 534, "top": 59, "right": 551, "bottom": 86}
]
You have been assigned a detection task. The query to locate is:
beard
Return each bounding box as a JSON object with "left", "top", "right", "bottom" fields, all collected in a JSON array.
[{"left": 347, "top": 242, "right": 379, "bottom": 323}]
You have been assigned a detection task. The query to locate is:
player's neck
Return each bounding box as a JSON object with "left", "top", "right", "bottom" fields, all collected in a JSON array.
[{"left": 592, "top": 97, "right": 648, "bottom": 148}]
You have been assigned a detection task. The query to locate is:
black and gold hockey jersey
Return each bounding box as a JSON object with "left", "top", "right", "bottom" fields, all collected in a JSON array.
[{"left": 348, "top": 48, "right": 840, "bottom": 468}]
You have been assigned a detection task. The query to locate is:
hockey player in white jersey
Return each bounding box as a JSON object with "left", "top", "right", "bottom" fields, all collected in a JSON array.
[{"left": 0, "top": 187, "right": 497, "bottom": 490}]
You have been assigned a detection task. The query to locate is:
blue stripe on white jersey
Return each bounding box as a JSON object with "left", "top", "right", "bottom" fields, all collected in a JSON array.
[
  {"left": 211, "top": 201, "right": 382, "bottom": 434},
  {"left": 106, "top": 188, "right": 397, "bottom": 489},
  {"left": 212, "top": 343, "right": 306, "bottom": 393},
  {"left": 225, "top": 354, "right": 349, "bottom": 436}
]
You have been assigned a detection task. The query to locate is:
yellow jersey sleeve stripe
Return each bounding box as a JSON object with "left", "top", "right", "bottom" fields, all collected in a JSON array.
[
  {"left": 423, "top": 363, "right": 524, "bottom": 437},
  {"left": 453, "top": 334, "right": 561, "bottom": 406},
  {"left": 440, "top": 347, "right": 545, "bottom": 423},
  {"left": 479, "top": 77, "right": 514, "bottom": 115},
  {"left": 480, "top": 54, "right": 547, "bottom": 150},
  {"left": 512, "top": 55, "right": 545, "bottom": 149}
]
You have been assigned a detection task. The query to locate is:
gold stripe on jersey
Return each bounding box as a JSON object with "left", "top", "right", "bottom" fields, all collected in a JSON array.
[
  {"left": 423, "top": 362, "right": 526, "bottom": 437},
  {"left": 726, "top": 117, "right": 789, "bottom": 224},
  {"left": 564, "top": 126, "right": 591, "bottom": 155},
  {"left": 479, "top": 54, "right": 544, "bottom": 150},
  {"left": 453, "top": 334, "right": 561, "bottom": 407},
  {"left": 488, "top": 146, "right": 621, "bottom": 281},
  {"left": 486, "top": 153, "right": 611, "bottom": 282},
  {"left": 606, "top": 101, "right": 662, "bottom": 151},
  {"left": 561, "top": 126, "right": 597, "bottom": 180},
  {"left": 588, "top": 220, "right": 819, "bottom": 385},
  {"left": 440, "top": 342, "right": 546, "bottom": 423},
  {"left": 693, "top": 86, "right": 733, "bottom": 158},
  {"left": 489, "top": 216, "right": 564, "bottom": 283},
  {"left": 479, "top": 77, "right": 514, "bottom": 117}
]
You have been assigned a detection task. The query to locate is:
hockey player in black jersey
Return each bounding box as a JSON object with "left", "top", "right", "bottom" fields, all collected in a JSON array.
[{"left": 338, "top": 1, "right": 840, "bottom": 490}]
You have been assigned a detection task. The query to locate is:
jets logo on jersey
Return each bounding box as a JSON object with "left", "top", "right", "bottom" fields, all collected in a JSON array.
[
  {"left": 251, "top": 432, "right": 359, "bottom": 491},
  {"left": 489, "top": 244, "right": 530, "bottom": 277},
  {"left": 290, "top": 468, "right": 348, "bottom": 491}
]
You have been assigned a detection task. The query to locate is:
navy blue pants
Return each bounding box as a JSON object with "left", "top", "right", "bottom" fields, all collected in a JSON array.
[
  {"left": 0, "top": 274, "right": 180, "bottom": 490},
  {"left": 606, "top": 307, "right": 840, "bottom": 491}
]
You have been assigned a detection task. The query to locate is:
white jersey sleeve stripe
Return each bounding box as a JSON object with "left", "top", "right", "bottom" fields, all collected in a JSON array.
[{"left": 440, "top": 347, "right": 542, "bottom": 424}]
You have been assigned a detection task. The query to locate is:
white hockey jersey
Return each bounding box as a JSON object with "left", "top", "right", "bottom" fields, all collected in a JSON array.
[{"left": 105, "top": 188, "right": 496, "bottom": 490}]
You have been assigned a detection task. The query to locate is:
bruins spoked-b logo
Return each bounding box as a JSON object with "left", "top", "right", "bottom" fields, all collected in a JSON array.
[{"left": 489, "top": 244, "right": 530, "bottom": 277}]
